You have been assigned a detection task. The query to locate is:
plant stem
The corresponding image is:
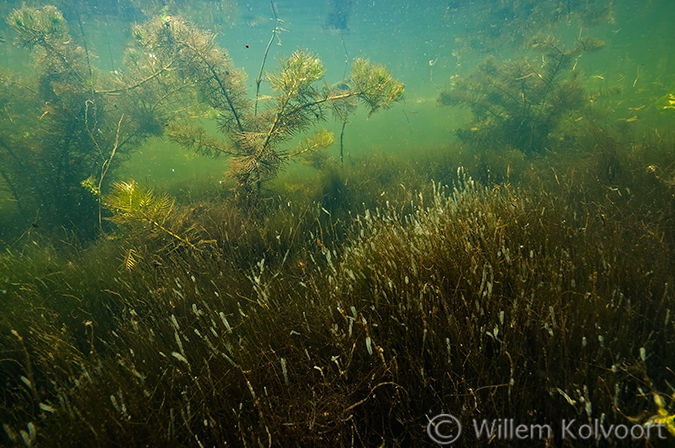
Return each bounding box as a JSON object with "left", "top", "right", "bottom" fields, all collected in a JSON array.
[
  {"left": 339, "top": 120, "right": 347, "bottom": 166},
  {"left": 12, "top": 330, "right": 39, "bottom": 405},
  {"left": 180, "top": 40, "right": 245, "bottom": 132},
  {"left": 143, "top": 212, "right": 197, "bottom": 250},
  {"left": 97, "top": 114, "right": 124, "bottom": 233},
  {"left": 254, "top": 1, "right": 283, "bottom": 117},
  {"left": 97, "top": 61, "right": 174, "bottom": 95}
]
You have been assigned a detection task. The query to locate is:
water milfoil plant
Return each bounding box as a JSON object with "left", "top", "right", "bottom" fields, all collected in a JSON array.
[
  {"left": 438, "top": 34, "right": 604, "bottom": 155},
  {"left": 130, "top": 16, "right": 404, "bottom": 198}
]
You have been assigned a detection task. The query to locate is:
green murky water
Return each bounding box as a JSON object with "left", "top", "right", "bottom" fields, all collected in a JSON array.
[{"left": 1, "top": 1, "right": 675, "bottom": 446}]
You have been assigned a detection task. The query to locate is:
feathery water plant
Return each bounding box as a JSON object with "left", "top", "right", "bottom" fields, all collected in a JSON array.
[
  {"left": 1, "top": 7, "right": 180, "bottom": 240},
  {"left": 103, "top": 180, "right": 198, "bottom": 250},
  {"left": 131, "top": 16, "right": 404, "bottom": 197},
  {"left": 438, "top": 34, "right": 603, "bottom": 155}
]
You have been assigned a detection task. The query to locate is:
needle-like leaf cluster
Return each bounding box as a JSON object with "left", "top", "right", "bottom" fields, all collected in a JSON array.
[{"left": 129, "top": 17, "right": 404, "bottom": 197}]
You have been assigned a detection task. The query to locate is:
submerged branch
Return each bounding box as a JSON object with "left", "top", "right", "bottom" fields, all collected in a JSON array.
[
  {"left": 97, "top": 61, "right": 175, "bottom": 95},
  {"left": 179, "top": 39, "right": 245, "bottom": 133},
  {"left": 254, "top": 0, "right": 284, "bottom": 116},
  {"left": 96, "top": 114, "right": 124, "bottom": 232}
]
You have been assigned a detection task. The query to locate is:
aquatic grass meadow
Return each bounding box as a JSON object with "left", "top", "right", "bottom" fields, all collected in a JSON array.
[{"left": 2, "top": 141, "right": 675, "bottom": 446}]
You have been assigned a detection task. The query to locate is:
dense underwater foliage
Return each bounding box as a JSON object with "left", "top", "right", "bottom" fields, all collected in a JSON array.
[{"left": 1, "top": 0, "right": 675, "bottom": 446}]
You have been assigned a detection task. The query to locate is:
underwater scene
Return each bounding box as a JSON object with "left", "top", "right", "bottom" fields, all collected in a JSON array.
[{"left": 1, "top": 0, "right": 675, "bottom": 446}]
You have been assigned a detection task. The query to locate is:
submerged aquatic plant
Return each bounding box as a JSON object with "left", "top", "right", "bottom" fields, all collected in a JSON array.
[
  {"left": 0, "top": 6, "right": 176, "bottom": 240},
  {"left": 1, "top": 6, "right": 98, "bottom": 233},
  {"left": 0, "top": 7, "right": 402, "bottom": 242},
  {"left": 438, "top": 34, "right": 603, "bottom": 154},
  {"left": 446, "top": 0, "right": 611, "bottom": 56},
  {"left": 2, "top": 3, "right": 675, "bottom": 447},
  {"left": 1, "top": 152, "right": 674, "bottom": 446},
  {"left": 131, "top": 16, "right": 404, "bottom": 198},
  {"left": 103, "top": 180, "right": 198, "bottom": 250}
]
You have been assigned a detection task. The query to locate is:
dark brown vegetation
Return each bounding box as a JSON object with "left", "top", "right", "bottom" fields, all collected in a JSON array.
[{"left": 1, "top": 124, "right": 675, "bottom": 445}]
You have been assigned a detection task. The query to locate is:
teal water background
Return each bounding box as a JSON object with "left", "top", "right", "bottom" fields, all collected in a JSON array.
[{"left": 0, "top": 0, "right": 674, "bottom": 202}]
